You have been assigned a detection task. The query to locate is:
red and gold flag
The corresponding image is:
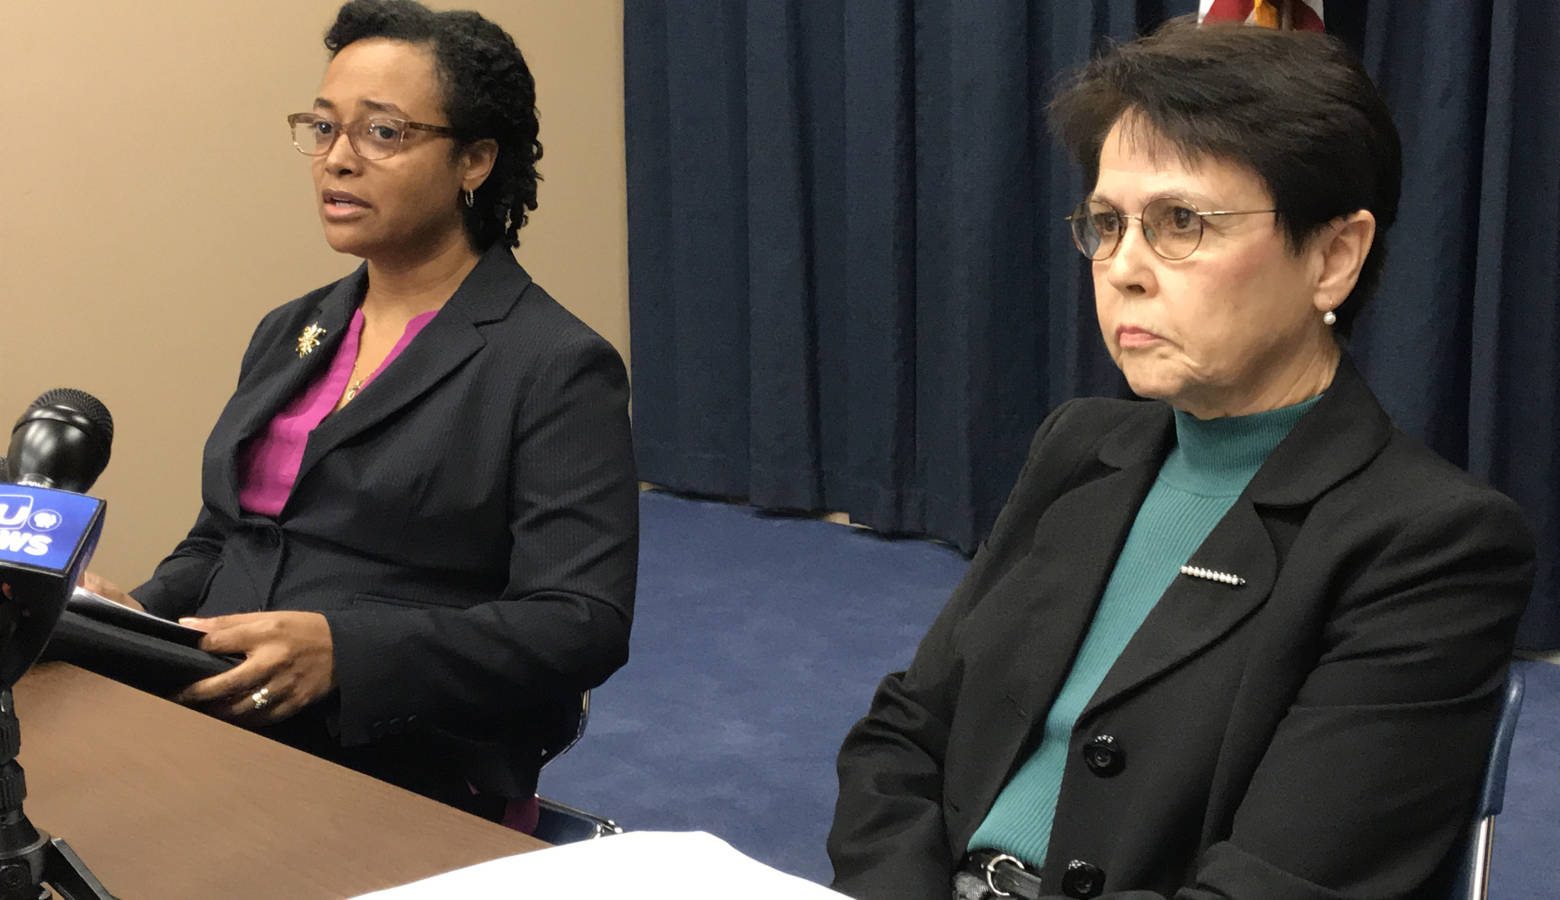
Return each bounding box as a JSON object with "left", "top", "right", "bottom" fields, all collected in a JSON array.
[{"left": 1198, "top": 0, "right": 1325, "bottom": 32}]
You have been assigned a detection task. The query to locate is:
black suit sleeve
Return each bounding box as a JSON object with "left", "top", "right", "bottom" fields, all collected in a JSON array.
[
  {"left": 828, "top": 401, "right": 1080, "bottom": 900},
  {"left": 132, "top": 308, "right": 286, "bottom": 619},
  {"left": 132, "top": 506, "right": 226, "bottom": 619},
  {"left": 320, "top": 329, "right": 638, "bottom": 747}
]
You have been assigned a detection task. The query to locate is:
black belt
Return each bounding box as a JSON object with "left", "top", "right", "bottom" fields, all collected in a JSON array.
[{"left": 962, "top": 849, "right": 1044, "bottom": 899}]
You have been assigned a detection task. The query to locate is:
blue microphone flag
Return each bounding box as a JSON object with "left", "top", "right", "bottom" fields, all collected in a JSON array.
[{"left": 0, "top": 487, "right": 104, "bottom": 576}]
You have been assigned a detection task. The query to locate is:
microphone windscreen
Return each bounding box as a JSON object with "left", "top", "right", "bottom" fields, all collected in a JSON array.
[
  {"left": 29, "top": 389, "right": 114, "bottom": 446},
  {"left": 8, "top": 389, "right": 114, "bottom": 493}
]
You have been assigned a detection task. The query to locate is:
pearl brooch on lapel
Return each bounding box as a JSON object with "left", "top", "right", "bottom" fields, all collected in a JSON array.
[
  {"left": 296, "top": 323, "right": 327, "bottom": 357},
  {"left": 1179, "top": 564, "right": 1246, "bottom": 586}
]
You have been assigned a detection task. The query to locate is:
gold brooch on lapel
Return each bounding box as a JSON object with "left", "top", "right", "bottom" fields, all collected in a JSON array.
[
  {"left": 296, "top": 323, "right": 327, "bottom": 357},
  {"left": 1180, "top": 564, "right": 1246, "bottom": 587}
]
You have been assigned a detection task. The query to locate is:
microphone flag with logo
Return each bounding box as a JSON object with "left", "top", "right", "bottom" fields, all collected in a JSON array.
[{"left": 0, "top": 390, "right": 112, "bottom": 689}]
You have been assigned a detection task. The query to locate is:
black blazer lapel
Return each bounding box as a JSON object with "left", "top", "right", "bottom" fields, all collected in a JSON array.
[
  {"left": 208, "top": 269, "right": 363, "bottom": 513},
  {"left": 1245, "top": 354, "right": 1394, "bottom": 508},
  {"left": 1081, "top": 498, "right": 1279, "bottom": 719},
  {"left": 996, "top": 409, "right": 1173, "bottom": 764},
  {"left": 1080, "top": 353, "right": 1393, "bottom": 717},
  {"left": 292, "top": 246, "right": 532, "bottom": 493}
]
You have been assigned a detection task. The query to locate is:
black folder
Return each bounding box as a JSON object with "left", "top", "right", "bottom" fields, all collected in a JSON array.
[{"left": 40, "top": 589, "right": 239, "bottom": 696}]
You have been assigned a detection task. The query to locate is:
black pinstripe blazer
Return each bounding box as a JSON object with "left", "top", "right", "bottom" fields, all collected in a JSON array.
[{"left": 135, "top": 244, "right": 638, "bottom": 798}]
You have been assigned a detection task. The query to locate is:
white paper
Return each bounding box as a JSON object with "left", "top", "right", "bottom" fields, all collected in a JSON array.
[
  {"left": 68, "top": 586, "right": 208, "bottom": 647},
  {"left": 351, "top": 831, "right": 848, "bottom": 899}
]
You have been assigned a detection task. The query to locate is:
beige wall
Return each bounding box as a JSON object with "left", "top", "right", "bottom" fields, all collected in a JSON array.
[{"left": 0, "top": 1, "right": 629, "bottom": 587}]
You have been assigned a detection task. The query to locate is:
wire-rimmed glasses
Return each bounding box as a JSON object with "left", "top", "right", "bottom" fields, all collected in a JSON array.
[
  {"left": 286, "top": 112, "right": 456, "bottom": 161},
  {"left": 1067, "top": 196, "right": 1276, "bottom": 261}
]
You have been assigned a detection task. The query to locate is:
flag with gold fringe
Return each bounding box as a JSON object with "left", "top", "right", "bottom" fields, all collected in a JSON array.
[{"left": 1198, "top": 0, "right": 1325, "bottom": 31}]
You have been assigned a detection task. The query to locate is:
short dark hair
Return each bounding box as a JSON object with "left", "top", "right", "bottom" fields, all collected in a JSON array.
[
  {"left": 324, "top": 0, "right": 542, "bottom": 250},
  {"left": 1049, "top": 17, "right": 1401, "bottom": 335}
]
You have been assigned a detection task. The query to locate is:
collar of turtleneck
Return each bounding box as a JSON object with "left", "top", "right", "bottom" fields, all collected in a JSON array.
[{"left": 1156, "top": 394, "right": 1323, "bottom": 497}]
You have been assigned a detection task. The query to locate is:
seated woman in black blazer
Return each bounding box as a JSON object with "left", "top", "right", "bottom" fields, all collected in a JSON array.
[
  {"left": 827, "top": 19, "right": 1534, "bottom": 900},
  {"left": 79, "top": 0, "right": 637, "bottom": 830}
]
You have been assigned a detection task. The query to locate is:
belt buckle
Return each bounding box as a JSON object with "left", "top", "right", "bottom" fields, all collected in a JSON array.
[{"left": 983, "top": 853, "right": 1025, "bottom": 898}]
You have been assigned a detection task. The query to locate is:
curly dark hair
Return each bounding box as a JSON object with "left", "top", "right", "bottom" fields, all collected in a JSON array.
[
  {"left": 324, "top": 0, "right": 542, "bottom": 250},
  {"left": 1049, "top": 17, "right": 1401, "bottom": 336}
]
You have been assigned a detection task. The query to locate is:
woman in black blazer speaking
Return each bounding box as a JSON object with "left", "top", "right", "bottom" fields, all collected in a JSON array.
[
  {"left": 828, "top": 20, "right": 1534, "bottom": 900},
  {"left": 81, "top": 0, "right": 637, "bottom": 825}
]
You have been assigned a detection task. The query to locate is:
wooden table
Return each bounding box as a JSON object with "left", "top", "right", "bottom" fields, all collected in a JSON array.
[{"left": 12, "top": 663, "right": 544, "bottom": 899}]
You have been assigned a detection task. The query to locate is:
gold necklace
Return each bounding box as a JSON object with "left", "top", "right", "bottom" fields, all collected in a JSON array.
[{"left": 344, "top": 357, "right": 368, "bottom": 402}]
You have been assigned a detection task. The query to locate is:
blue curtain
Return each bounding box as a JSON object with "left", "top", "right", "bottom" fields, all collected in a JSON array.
[{"left": 624, "top": 1, "right": 1560, "bottom": 649}]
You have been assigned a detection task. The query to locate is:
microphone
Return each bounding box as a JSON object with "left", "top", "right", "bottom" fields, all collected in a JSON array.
[
  {"left": 0, "top": 392, "right": 116, "bottom": 896},
  {"left": 0, "top": 389, "right": 113, "bottom": 689},
  {"left": 7, "top": 389, "right": 113, "bottom": 493}
]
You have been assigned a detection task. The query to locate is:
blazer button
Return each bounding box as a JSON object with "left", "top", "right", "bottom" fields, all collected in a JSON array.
[
  {"left": 1081, "top": 734, "right": 1124, "bottom": 777},
  {"left": 1062, "top": 860, "right": 1105, "bottom": 899}
]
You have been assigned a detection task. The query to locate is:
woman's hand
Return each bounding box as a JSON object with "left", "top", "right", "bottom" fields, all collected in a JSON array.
[
  {"left": 76, "top": 571, "right": 145, "bottom": 612},
  {"left": 173, "top": 611, "right": 337, "bottom": 724}
]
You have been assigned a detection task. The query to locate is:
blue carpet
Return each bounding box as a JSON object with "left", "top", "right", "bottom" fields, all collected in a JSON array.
[
  {"left": 540, "top": 491, "right": 964, "bottom": 882},
  {"left": 540, "top": 492, "right": 1560, "bottom": 896}
]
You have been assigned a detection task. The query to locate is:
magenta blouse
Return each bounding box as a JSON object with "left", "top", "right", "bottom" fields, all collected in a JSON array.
[{"left": 238, "top": 306, "right": 437, "bottom": 516}]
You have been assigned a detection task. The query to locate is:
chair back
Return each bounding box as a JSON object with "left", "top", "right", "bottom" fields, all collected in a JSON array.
[
  {"left": 1442, "top": 666, "right": 1525, "bottom": 900},
  {"left": 532, "top": 689, "right": 622, "bottom": 843}
]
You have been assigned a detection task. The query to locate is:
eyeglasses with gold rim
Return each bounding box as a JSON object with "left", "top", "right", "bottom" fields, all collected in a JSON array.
[
  {"left": 286, "top": 112, "right": 456, "bottom": 161},
  {"left": 1066, "top": 196, "right": 1277, "bottom": 261}
]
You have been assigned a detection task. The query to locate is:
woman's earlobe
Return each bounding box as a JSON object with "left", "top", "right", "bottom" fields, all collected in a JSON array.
[
  {"left": 463, "top": 138, "right": 500, "bottom": 185},
  {"left": 1314, "top": 210, "right": 1376, "bottom": 312}
]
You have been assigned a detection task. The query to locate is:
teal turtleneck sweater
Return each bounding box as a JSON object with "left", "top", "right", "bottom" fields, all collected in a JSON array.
[{"left": 966, "top": 395, "right": 1321, "bottom": 865}]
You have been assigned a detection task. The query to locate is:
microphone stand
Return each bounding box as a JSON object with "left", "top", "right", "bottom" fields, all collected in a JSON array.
[{"left": 0, "top": 689, "right": 115, "bottom": 900}]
